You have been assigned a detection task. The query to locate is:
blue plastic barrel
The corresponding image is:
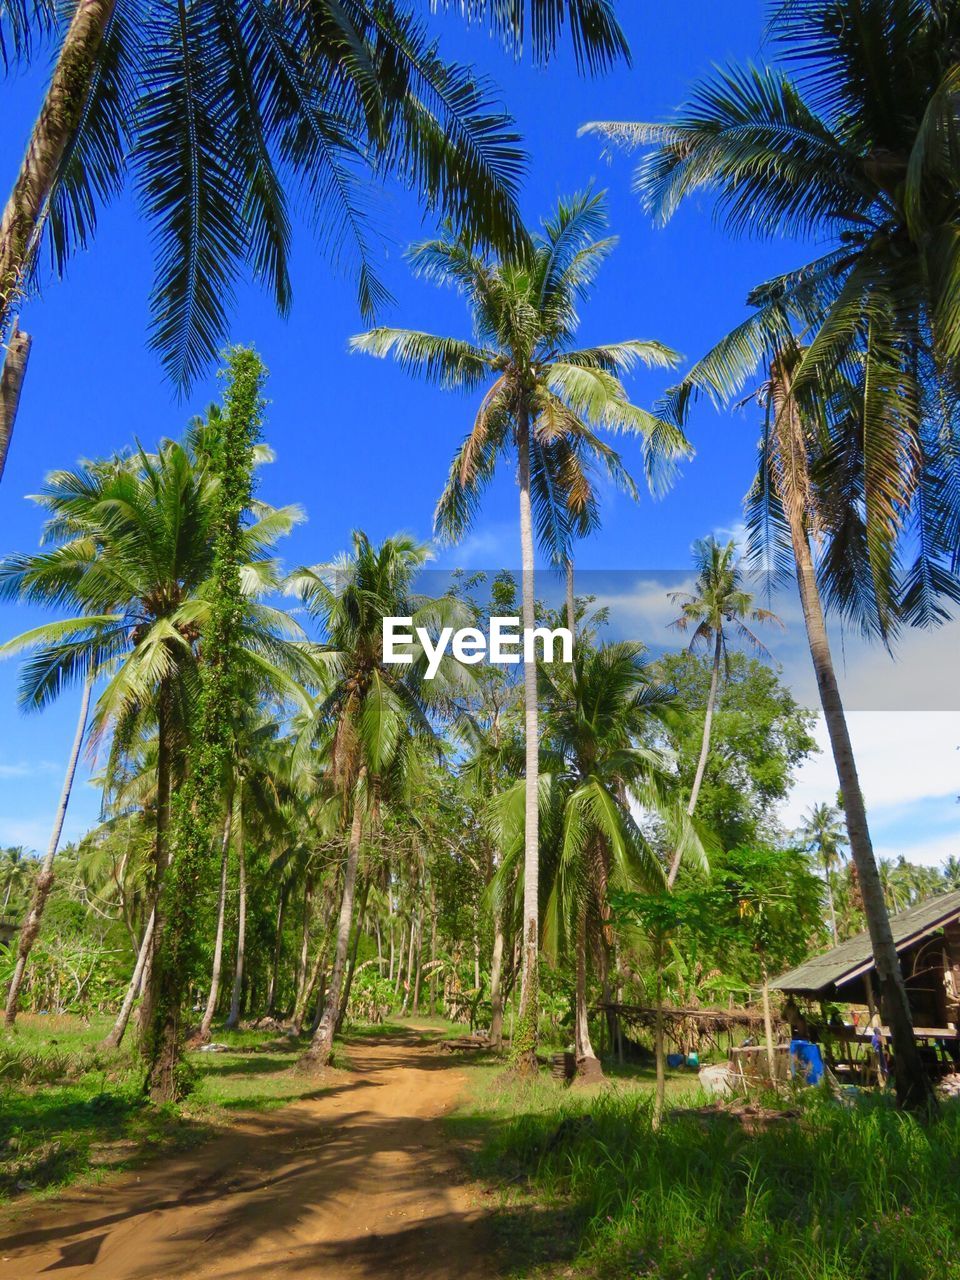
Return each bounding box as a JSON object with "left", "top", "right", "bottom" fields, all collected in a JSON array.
[
  {"left": 666, "top": 1052, "right": 685, "bottom": 1068},
  {"left": 790, "top": 1038, "right": 824, "bottom": 1085}
]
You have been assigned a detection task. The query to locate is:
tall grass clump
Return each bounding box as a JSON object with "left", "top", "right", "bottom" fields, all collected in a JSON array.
[{"left": 467, "top": 1080, "right": 960, "bottom": 1279}]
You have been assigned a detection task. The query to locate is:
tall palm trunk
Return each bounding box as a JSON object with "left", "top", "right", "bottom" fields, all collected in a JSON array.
[
  {"left": 304, "top": 767, "right": 366, "bottom": 1065},
  {"left": 198, "top": 802, "right": 233, "bottom": 1042},
  {"left": 0, "top": 2, "right": 115, "bottom": 346},
  {"left": 225, "top": 794, "right": 246, "bottom": 1030},
  {"left": 5, "top": 667, "right": 93, "bottom": 1026},
  {"left": 565, "top": 556, "right": 576, "bottom": 634},
  {"left": 772, "top": 362, "right": 933, "bottom": 1110},
  {"left": 0, "top": 320, "right": 31, "bottom": 482},
  {"left": 138, "top": 680, "right": 174, "bottom": 1050},
  {"left": 574, "top": 902, "right": 601, "bottom": 1079},
  {"left": 101, "top": 907, "right": 154, "bottom": 1049},
  {"left": 667, "top": 628, "right": 721, "bottom": 888},
  {"left": 295, "top": 873, "right": 313, "bottom": 1007},
  {"left": 825, "top": 864, "right": 839, "bottom": 946},
  {"left": 337, "top": 877, "right": 370, "bottom": 1032},
  {"left": 516, "top": 407, "right": 540, "bottom": 1065},
  {"left": 266, "top": 883, "right": 287, "bottom": 1014},
  {"left": 488, "top": 908, "right": 505, "bottom": 1049}
]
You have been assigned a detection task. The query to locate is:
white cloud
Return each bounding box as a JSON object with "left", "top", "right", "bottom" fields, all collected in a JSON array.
[{"left": 781, "top": 711, "right": 960, "bottom": 853}]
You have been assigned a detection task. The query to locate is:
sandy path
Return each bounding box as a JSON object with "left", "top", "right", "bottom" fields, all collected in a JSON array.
[{"left": 0, "top": 1030, "right": 499, "bottom": 1280}]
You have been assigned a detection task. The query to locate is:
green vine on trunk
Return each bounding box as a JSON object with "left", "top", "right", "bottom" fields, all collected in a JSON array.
[{"left": 144, "top": 347, "right": 265, "bottom": 1102}]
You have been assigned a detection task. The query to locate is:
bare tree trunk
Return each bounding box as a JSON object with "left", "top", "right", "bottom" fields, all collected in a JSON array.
[
  {"left": 394, "top": 923, "right": 407, "bottom": 996},
  {"left": 375, "top": 920, "right": 383, "bottom": 975},
  {"left": 0, "top": 320, "right": 31, "bottom": 482},
  {"left": 772, "top": 361, "right": 933, "bottom": 1110},
  {"left": 266, "top": 883, "right": 287, "bottom": 1014},
  {"left": 668, "top": 628, "right": 721, "bottom": 886},
  {"left": 137, "top": 679, "right": 174, "bottom": 1051},
  {"left": 412, "top": 907, "right": 424, "bottom": 1014},
  {"left": 574, "top": 904, "right": 601, "bottom": 1080},
  {"left": 652, "top": 960, "right": 666, "bottom": 1131},
  {"left": 304, "top": 768, "right": 365, "bottom": 1066},
  {"left": 761, "top": 962, "right": 776, "bottom": 1079},
  {"left": 5, "top": 668, "right": 93, "bottom": 1026},
  {"left": 488, "top": 911, "right": 505, "bottom": 1049},
  {"left": 198, "top": 803, "right": 233, "bottom": 1042},
  {"left": 516, "top": 406, "right": 539, "bottom": 1065},
  {"left": 336, "top": 877, "right": 369, "bottom": 1032},
  {"left": 225, "top": 800, "right": 246, "bottom": 1030},
  {"left": 0, "top": 2, "right": 116, "bottom": 343},
  {"left": 565, "top": 556, "right": 576, "bottom": 635},
  {"left": 826, "top": 870, "right": 839, "bottom": 946},
  {"left": 429, "top": 882, "right": 438, "bottom": 1017},
  {"left": 101, "top": 908, "right": 154, "bottom": 1049},
  {"left": 400, "top": 902, "right": 417, "bottom": 1016},
  {"left": 295, "top": 873, "right": 313, "bottom": 1007}
]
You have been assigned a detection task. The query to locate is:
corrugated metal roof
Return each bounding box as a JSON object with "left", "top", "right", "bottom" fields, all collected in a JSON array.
[{"left": 774, "top": 889, "right": 960, "bottom": 996}]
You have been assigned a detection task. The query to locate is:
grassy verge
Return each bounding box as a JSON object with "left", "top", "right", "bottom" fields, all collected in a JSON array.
[
  {"left": 451, "top": 1058, "right": 960, "bottom": 1280},
  {"left": 0, "top": 1014, "right": 338, "bottom": 1204}
]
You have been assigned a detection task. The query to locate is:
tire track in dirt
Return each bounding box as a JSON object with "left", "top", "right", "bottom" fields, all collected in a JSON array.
[{"left": 0, "top": 1030, "right": 499, "bottom": 1280}]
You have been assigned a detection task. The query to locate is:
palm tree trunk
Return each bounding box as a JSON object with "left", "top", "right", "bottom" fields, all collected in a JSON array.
[
  {"left": 773, "top": 363, "right": 933, "bottom": 1110},
  {"left": 198, "top": 803, "right": 233, "bottom": 1042},
  {"left": 337, "top": 876, "right": 369, "bottom": 1032},
  {"left": 137, "top": 679, "right": 174, "bottom": 1050},
  {"left": 565, "top": 556, "right": 576, "bottom": 635},
  {"left": 516, "top": 406, "right": 540, "bottom": 1066},
  {"left": 401, "top": 902, "right": 417, "bottom": 1016},
  {"left": 429, "top": 882, "right": 438, "bottom": 1016},
  {"left": 266, "top": 883, "right": 287, "bottom": 1014},
  {"left": 761, "top": 961, "right": 776, "bottom": 1079},
  {"left": 652, "top": 958, "right": 666, "bottom": 1130},
  {"left": 295, "top": 873, "right": 313, "bottom": 1005},
  {"left": 826, "top": 869, "right": 839, "bottom": 946},
  {"left": 667, "top": 628, "right": 721, "bottom": 888},
  {"left": 304, "top": 768, "right": 366, "bottom": 1066},
  {"left": 5, "top": 667, "right": 93, "bottom": 1026},
  {"left": 0, "top": 319, "right": 31, "bottom": 482},
  {"left": 102, "top": 907, "right": 155, "bottom": 1050},
  {"left": 0, "top": 2, "right": 116, "bottom": 345},
  {"left": 225, "top": 801, "right": 246, "bottom": 1030},
  {"left": 574, "top": 903, "right": 601, "bottom": 1080},
  {"left": 488, "top": 910, "right": 505, "bottom": 1049}
]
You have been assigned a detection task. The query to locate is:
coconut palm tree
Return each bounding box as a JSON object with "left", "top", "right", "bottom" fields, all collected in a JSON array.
[
  {"left": 0, "top": 1, "right": 629, "bottom": 475},
  {"left": 798, "top": 801, "right": 847, "bottom": 944},
  {"left": 291, "top": 531, "right": 468, "bottom": 1066},
  {"left": 497, "top": 640, "right": 702, "bottom": 1079},
  {"left": 351, "top": 189, "right": 688, "bottom": 1059},
  {"left": 666, "top": 536, "right": 780, "bottom": 885},
  {"left": 0, "top": 427, "right": 305, "bottom": 1031},
  {"left": 583, "top": 0, "right": 960, "bottom": 1109}
]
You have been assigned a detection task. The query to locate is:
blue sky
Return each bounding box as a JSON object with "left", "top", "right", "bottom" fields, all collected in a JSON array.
[{"left": 0, "top": 3, "right": 957, "bottom": 863}]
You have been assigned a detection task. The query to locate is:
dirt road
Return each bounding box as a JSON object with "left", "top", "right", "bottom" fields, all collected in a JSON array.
[{"left": 0, "top": 1030, "right": 498, "bottom": 1280}]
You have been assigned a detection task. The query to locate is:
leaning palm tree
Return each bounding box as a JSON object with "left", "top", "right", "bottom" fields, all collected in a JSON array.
[
  {"left": 0, "top": 421, "right": 305, "bottom": 1032},
  {"left": 352, "top": 189, "right": 688, "bottom": 1060},
  {"left": 583, "top": 0, "right": 960, "bottom": 1109},
  {"left": 0, "top": 1, "right": 628, "bottom": 475},
  {"left": 666, "top": 536, "right": 780, "bottom": 884},
  {"left": 291, "top": 531, "right": 468, "bottom": 1066},
  {"left": 798, "top": 801, "right": 847, "bottom": 944}
]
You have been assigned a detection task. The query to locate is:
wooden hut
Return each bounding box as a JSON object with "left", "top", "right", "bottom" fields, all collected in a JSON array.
[{"left": 774, "top": 889, "right": 960, "bottom": 1029}]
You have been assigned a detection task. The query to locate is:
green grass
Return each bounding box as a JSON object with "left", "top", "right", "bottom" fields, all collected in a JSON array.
[
  {"left": 451, "top": 1060, "right": 960, "bottom": 1280},
  {"left": 0, "top": 1014, "right": 336, "bottom": 1204}
]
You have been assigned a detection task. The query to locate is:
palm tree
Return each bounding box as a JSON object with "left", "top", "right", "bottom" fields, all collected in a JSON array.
[
  {"left": 666, "top": 536, "right": 780, "bottom": 884},
  {"left": 798, "top": 802, "right": 847, "bottom": 944},
  {"left": 351, "top": 189, "right": 688, "bottom": 1059},
  {"left": 292, "top": 531, "right": 467, "bottom": 1066},
  {"left": 943, "top": 856, "right": 960, "bottom": 892},
  {"left": 0, "top": 425, "right": 304, "bottom": 1034},
  {"left": 510, "top": 640, "right": 701, "bottom": 1079},
  {"left": 582, "top": 0, "right": 960, "bottom": 1109},
  {"left": 0, "top": 1, "right": 628, "bottom": 474}
]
